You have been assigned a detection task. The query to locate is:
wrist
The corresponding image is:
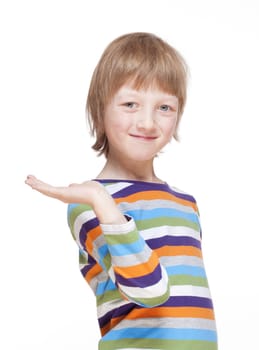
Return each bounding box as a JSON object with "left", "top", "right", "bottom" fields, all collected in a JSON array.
[{"left": 91, "top": 182, "right": 127, "bottom": 225}]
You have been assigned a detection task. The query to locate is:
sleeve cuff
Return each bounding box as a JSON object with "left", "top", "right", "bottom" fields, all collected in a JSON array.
[{"left": 100, "top": 215, "right": 136, "bottom": 235}]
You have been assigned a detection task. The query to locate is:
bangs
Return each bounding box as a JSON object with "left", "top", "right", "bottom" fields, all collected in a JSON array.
[
  {"left": 127, "top": 70, "right": 180, "bottom": 96},
  {"left": 105, "top": 38, "right": 187, "bottom": 105}
]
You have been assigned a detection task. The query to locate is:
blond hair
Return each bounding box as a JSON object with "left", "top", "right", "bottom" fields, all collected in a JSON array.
[{"left": 86, "top": 32, "right": 189, "bottom": 157}]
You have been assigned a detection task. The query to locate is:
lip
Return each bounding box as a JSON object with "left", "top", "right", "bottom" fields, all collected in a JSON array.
[{"left": 129, "top": 134, "right": 158, "bottom": 140}]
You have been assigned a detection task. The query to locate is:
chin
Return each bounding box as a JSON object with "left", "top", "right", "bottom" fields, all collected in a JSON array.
[{"left": 126, "top": 150, "right": 157, "bottom": 162}]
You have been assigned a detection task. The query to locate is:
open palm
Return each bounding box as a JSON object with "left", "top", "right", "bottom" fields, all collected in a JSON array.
[{"left": 25, "top": 175, "right": 103, "bottom": 204}]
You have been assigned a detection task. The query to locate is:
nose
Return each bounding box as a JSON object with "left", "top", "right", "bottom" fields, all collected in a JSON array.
[{"left": 136, "top": 109, "right": 156, "bottom": 131}]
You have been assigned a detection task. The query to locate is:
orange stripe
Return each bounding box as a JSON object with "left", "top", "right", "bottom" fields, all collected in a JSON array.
[
  {"left": 85, "top": 262, "right": 102, "bottom": 283},
  {"left": 100, "top": 306, "right": 215, "bottom": 336},
  {"left": 100, "top": 314, "right": 125, "bottom": 336},
  {"left": 155, "top": 245, "right": 202, "bottom": 258},
  {"left": 125, "top": 306, "right": 215, "bottom": 320},
  {"left": 85, "top": 226, "right": 102, "bottom": 254},
  {"left": 114, "top": 250, "right": 159, "bottom": 278},
  {"left": 114, "top": 190, "right": 198, "bottom": 211},
  {"left": 100, "top": 322, "right": 110, "bottom": 336}
]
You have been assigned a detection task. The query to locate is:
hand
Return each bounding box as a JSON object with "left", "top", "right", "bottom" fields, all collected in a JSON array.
[
  {"left": 25, "top": 175, "right": 105, "bottom": 204},
  {"left": 25, "top": 175, "right": 127, "bottom": 224}
]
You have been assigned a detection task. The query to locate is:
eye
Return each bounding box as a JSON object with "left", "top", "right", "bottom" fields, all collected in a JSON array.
[
  {"left": 159, "top": 104, "right": 171, "bottom": 112},
  {"left": 124, "top": 102, "right": 137, "bottom": 108}
]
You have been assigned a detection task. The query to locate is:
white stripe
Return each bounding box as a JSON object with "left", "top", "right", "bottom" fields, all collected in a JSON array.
[
  {"left": 104, "top": 181, "right": 133, "bottom": 194},
  {"left": 100, "top": 216, "right": 136, "bottom": 235},
  {"left": 159, "top": 255, "right": 204, "bottom": 268},
  {"left": 73, "top": 210, "right": 96, "bottom": 248},
  {"left": 118, "top": 198, "right": 195, "bottom": 213},
  {"left": 169, "top": 184, "right": 193, "bottom": 196},
  {"left": 140, "top": 225, "right": 201, "bottom": 241},
  {"left": 114, "top": 317, "right": 216, "bottom": 331},
  {"left": 97, "top": 298, "right": 129, "bottom": 318},
  {"left": 170, "top": 285, "right": 212, "bottom": 299},
  {"left": 111, "top": 245, "right": 152, "bottom": 267},
  {"left": 108, "top": 266, "right": 116, "bottom": 284},
  {"left": 89, "top": 270, "right": 109, "bottom": 293}
]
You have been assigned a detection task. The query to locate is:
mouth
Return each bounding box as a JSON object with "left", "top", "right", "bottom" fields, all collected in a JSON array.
[{"left": 129, "top": 134, "right": 158, "bottom": 141}]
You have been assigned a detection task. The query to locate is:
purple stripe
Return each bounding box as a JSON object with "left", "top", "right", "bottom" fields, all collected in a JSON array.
[
  {"left": 94, "top": 179, "right": 196, "bottom": 203},
  {"left": 98, "top": 296, "right": 213, "bottom": 328},
  {"left": 147, "top": 235, "right": 201, "bottom": 249},
  {"left": 115, "top": 263, "right": 162, "bottom": 287},
  {"left": 80, "top": 264, "right": 91, "bottom": 277},
  {"left": 109, "top": 185, "right": 144, "bottom": 199},
  {"left": 167, "top": 187, "right": 196, "bottom": 202},
  {"left": 98, "top": 302, "right": 136, "bottom": 329},
  {"left": 79, "top": 217, "right": 99, "bottom": 248},
  {"left": 80, "top": 254, "right": 96, "bottom": 277},
  {"left": 162, "top": 296, "right": 213, "bottom": 309}
]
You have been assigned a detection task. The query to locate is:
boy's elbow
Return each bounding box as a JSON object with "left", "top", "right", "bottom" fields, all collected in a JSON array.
[
  {"left": 119, "top": 271, "right": 170, "bottom": 308},
  {"left": 137, "top": 285, "right": 170, "bottom": 308}
]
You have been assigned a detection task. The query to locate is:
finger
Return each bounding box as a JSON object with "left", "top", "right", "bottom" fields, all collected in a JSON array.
[
  {"left": 25, "top": 174, "right": 36, "bottom": 183},
  {"left": 25, "top": 175, "right": 44, "bottom": 188},
  {"left": 68, "top": 183, "right": 79, "bottom": 187},
  {"left": 25, "top": 175, "right": 37, "bottom": 187}
]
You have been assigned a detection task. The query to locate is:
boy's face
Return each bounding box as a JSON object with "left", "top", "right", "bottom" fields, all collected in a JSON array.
[{"left": 104, "top": 83, "right": 179, "bottom": 162}]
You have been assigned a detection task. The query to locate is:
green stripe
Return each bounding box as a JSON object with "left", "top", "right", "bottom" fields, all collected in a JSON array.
[
  {"left": 169, "top": 275, "right": 209, "bottom": 287},
  {"left": 99, "top": 339, "right": 217, "bottom": 350},
  {"left": 79, "top": 250, "right": 88, "bottom": 264},
  {"left": 136, "top": 217, "right": 199, "bottom": 231},
  {"left": 105, "top": 229, "right": 139, "bottom": 245},
  {"left": 96, "top": 290, "right": 123, "bottom": 306},
  {"left": 103, "top": 253, "right": 112, "bottom": 271},
  {"left": 68, "top": 204, "right": 92, "bottom": 239},
  {"left": 128, "top": 285, "right": 170, "bottom": 308}
]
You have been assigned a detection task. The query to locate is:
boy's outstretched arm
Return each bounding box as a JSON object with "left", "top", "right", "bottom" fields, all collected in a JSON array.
[
  {"left": 25, "top": 175, "right": 127, "bottom": 225},
  {"left": 26, "top": 175, "right": 170, "bottom": 307}
]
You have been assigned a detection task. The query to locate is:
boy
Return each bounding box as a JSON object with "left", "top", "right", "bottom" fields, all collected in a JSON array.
[{"left": 26, "top": 32, "right": 217, "bottom": 350}]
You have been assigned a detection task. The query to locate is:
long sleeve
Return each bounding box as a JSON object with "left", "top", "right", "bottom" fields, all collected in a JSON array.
[
  {"left": 68, "top": 202, "right": 170, "bottom": 307},
  {"left": 100, "top": 216, "right": 170, "bottom": 307}
]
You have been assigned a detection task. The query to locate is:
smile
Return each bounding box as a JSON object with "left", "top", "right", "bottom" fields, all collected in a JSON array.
[{"left": 129, "top": 134, "right": 158, "bottom": 141}]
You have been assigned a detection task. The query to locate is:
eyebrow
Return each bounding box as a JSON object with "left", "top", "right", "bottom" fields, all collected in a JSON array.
[{"left": 116, "top": 90, "right": 178, "bottom": 100}]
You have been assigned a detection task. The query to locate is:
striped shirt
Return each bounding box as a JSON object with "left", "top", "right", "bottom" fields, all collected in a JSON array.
[{"left": 67, "top": 179, "right": 217, "bottom": 350}]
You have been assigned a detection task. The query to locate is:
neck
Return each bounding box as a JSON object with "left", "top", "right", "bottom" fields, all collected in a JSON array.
[{"left": 96, "top": 157, "right": 163, "bottom": 183}]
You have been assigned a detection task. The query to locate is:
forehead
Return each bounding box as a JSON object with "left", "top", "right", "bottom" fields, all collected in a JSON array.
[{"left": 113, "top": 83, "right": 178, "bottom": 101}]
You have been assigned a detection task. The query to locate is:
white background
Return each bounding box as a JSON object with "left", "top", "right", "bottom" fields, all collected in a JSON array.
[{"left": 1, "top": 0, "right": 258, "bottom": 349}]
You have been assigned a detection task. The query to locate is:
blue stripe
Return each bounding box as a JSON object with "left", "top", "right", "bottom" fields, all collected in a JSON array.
[
  {"left": 96, "top": 279, "right": 117, "bottom": 295},
  {"left": 108, "top": 238, "right": 145, "bottom": 256},
  {"left": 67, "top": 203, "right": 79, "bottom": 216},
  {"left": 166, "top": 265, "right": 206, "bottom": 278},
  {"left": 97, "top": 244, "right": 110, "bottom": 270},
  {"left": 126, "top": 208, "right": 199, "bottom": 224},
  {"left": 67, "top": 203, "right": 78, "bottom": 226},
  {"left": 102, "top": 327, "right": 217, "bottom": 341}
]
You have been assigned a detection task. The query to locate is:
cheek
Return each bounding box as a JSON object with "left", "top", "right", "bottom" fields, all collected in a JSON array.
[
  {"left": 105, "top": 114, "right": 130, "bottom": 132},
  {"left": 104, "top": 115, "right": 129, "bottom": 141},
  {"left": 163, "top": 118, "right": 177, "bottom": 139}
]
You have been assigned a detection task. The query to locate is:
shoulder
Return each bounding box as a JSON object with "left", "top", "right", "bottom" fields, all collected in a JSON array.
[
  {"left": 167, "top": 184, "right": 199, "bottom": 213},
  {"left": 168, "top": 184, "right": 197, "bottom": 201}
]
